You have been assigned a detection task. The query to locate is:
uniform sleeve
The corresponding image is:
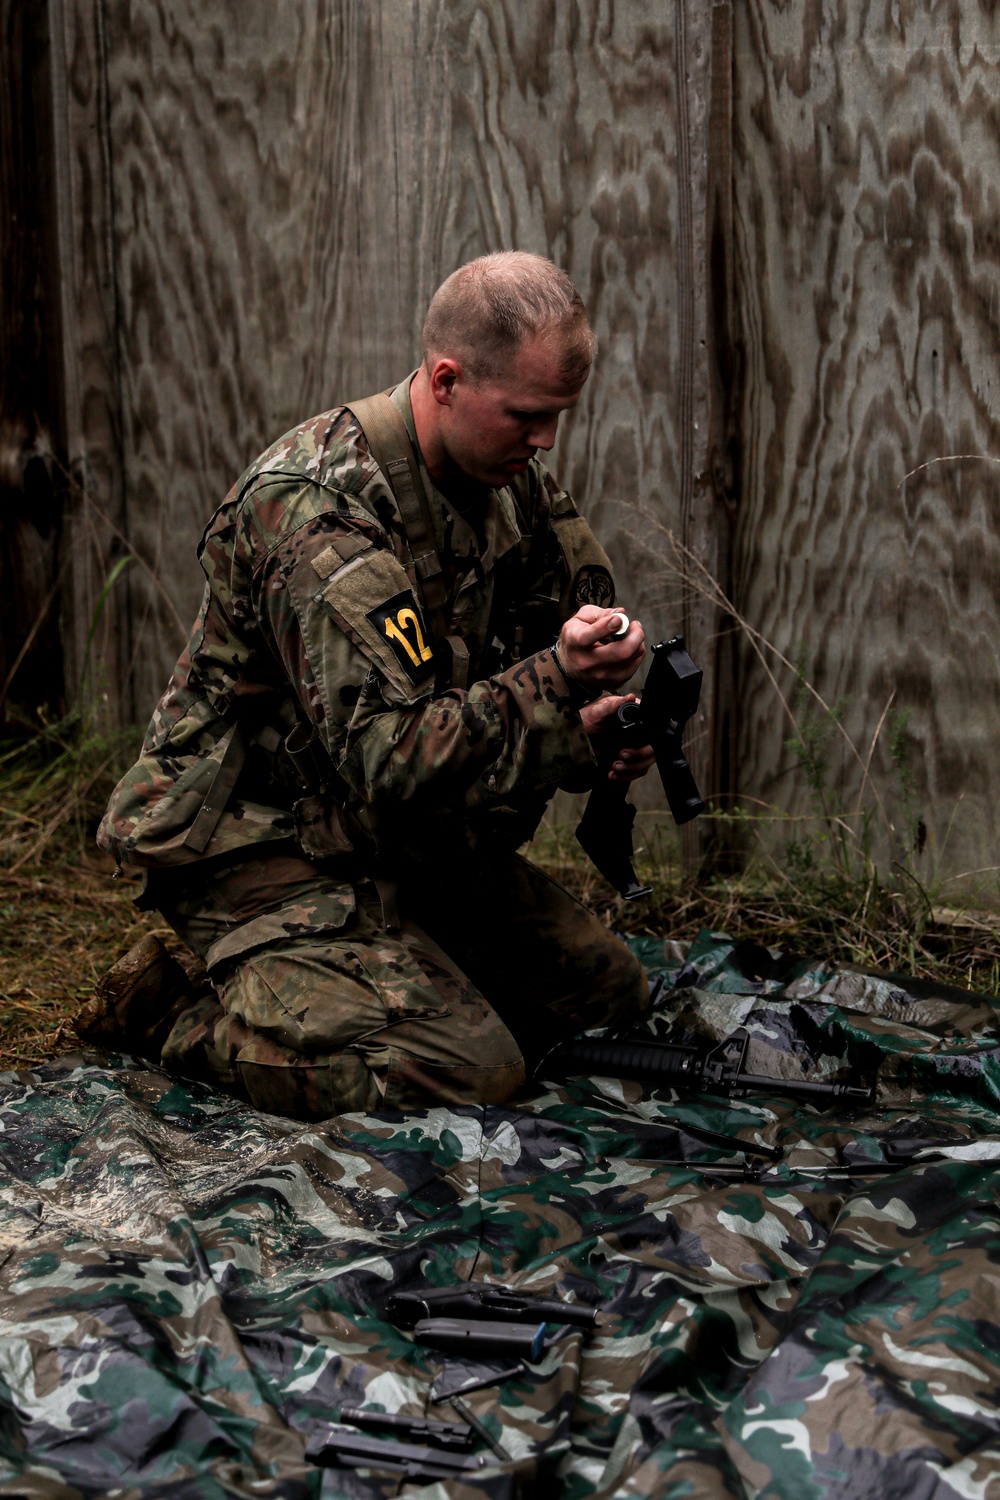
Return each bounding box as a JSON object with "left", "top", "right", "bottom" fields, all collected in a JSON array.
[{"left": 253, "top": 497, "right": 596, "bottom": 809}]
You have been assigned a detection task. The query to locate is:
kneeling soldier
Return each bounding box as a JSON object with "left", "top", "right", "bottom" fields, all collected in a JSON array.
[{"left": 83, "top": 252, "right": 654, "bottom": 1120}]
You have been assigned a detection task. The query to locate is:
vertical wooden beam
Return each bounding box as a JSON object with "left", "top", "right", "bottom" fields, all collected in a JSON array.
[
  {"left": 0, "top": 2, "right": 65, "bottom": 730},
  {"left": 672, "top": 0, "right": 736, "bottom": 874},
  {"left": 704, "top": 0, "right": 740, "bottom": 869},
  {"left": 48, "top": 0, "right": 131, "bottom": 727}
]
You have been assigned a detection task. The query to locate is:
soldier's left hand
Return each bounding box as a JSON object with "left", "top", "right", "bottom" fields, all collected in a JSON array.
[
  {"left": 556, "top": 607, "right": 645, "bottom": 691},
  {"left": 579, "top": 694, "right": 656, "bottom": 783}
]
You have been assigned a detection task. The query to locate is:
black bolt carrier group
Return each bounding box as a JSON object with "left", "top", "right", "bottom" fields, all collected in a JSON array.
[{"left": 388, "top": 1281, "right": 602, "bottom": 1364}]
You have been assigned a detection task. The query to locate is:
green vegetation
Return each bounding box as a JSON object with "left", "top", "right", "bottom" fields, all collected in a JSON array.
[
  {"left": 0, "top": 718, "right": 165, "bottom": 1068},
  {"left": 532, "top": 812, "right": 1000, "bottom": 997},
  {"left": 2, "top": 639, "right": 998, "bottom": 1073}
]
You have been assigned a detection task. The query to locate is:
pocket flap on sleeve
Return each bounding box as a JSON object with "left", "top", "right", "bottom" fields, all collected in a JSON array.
[{"left": 314, "top": 547, "right": 436, "bottom": 702}]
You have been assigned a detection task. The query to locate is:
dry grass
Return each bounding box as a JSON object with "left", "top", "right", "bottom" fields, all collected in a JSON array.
[
  {"left": 0, "top": 722, "right": 165, "bottom": 1068},
  {"left": 0, "top": 859, "right": 165, "bottom": 1067},
  {"left": 1, "top": 728, "right": 997, "bottom": 1073},
  {"left": 533, "top": 817, "right": 1000, "bottom": 995}
]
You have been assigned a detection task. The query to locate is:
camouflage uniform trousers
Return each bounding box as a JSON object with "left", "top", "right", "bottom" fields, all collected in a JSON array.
[{"left": 151, "top": 845, "right": 648, "bottom": 1121}]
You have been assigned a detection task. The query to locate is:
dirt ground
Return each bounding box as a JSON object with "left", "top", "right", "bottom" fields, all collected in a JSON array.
[
  {"left": 1, "top": 853, "right": 169, "bottom": 1068},
  {"left": 3, "top": 818, "right": 998, "bottom": 1072}
]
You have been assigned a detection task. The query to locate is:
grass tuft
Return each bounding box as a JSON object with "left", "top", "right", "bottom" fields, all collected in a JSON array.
[
  {"left": 0, "top": 718, "right": 164, "bottom": 1068},
  {"left": 1, "top": 727, "right": 997, "bottom": 1075},
  {"left": 532, "top": 815, "right": 1000, "bottom": 995}
]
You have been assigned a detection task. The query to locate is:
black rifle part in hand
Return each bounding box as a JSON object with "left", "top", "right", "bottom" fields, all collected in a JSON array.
[
  {"left": 576, "top": 635, "right": 706, "bottom": 899},
  {"left": 544, "top": 1026, "right": 874, "bottom": 1108},
  {"left": 388, "top": 1283, "right": 600, "bottom": 1332},
  {"left": 305, "top": 1424, "right": 488, "bottom": 1480}
]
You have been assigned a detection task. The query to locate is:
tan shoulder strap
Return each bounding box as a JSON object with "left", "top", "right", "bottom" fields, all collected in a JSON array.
[
  {"left": 183, "top": 723, "right": 247, "bottom": 853},
  {"left": 345, "top": 393, "right": 447, "bottom": 626},
  {"left": 346, "top": 392, "right": 468, "bottom": 688}
]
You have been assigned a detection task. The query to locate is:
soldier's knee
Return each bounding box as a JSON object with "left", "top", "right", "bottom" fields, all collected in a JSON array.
[
  {"left": 592, "top": 943, "right": 652, "bottom": 1031},
  {"left": 385, "top": 1047, "right": 526, "bottom": 1109}
]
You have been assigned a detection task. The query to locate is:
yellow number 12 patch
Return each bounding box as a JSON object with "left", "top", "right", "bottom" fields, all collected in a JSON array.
[{"left": 366, "top": 590, "right": 436, "bottom": 685}]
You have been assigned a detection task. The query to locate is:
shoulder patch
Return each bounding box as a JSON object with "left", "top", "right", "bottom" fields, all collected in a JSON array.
[
  {"left": 365, "top": 590, "right": 436, "bottom": 684},
  {"left": 572, "top": 564, "right": 615, "bottom": 608},
  {"left": 314, "top": 546, "right": 436, "bottom": 698}
]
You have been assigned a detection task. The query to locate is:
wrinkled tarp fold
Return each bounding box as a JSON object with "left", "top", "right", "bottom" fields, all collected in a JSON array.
[{"left": 0, "top": 930, "right": 999, "bottom": 1497}]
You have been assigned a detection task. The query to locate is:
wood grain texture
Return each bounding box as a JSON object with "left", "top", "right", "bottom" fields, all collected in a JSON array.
[
  {"left": 0, "top": 2, "right": 65, "bottom": 726},
  {"left": 733, "top": 0, "right": 1000, "bottom": 887},
  {"left": 99, "top": 0, "right": 720, "bottom": 734},
  {"left": 50, "top": 0, "right": 132, "bottom": 722}
]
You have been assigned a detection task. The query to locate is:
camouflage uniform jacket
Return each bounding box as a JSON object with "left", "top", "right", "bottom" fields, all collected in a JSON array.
[{"left": 98, "top": 376, "right": 617, "bottom": 876}]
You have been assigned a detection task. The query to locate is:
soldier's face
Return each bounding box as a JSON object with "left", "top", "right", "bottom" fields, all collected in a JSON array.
[{"left": 437, "top": 334, "right": 587, "bottom": 488}]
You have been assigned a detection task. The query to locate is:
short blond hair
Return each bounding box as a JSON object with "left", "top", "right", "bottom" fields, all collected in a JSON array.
[{"left": 422, "top": 251, "right": 597, "bottom": 383}]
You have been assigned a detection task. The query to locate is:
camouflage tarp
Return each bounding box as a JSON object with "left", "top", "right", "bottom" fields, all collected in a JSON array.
[{"left": 2, "top": 929, "right": 1000, "bottom": 1499}]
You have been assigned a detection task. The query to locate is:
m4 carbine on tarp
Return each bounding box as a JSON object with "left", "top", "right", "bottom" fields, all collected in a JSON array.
[
  {"left": 576, "top": 634, "right": 705, "bottom": 899},
  {"left": 544, "top": 1026, "right": 874, "bottom": 1107}
]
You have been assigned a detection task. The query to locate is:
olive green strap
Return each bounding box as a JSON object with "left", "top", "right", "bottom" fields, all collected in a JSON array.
[
  {"left": 182, "top": 723, "right": 247, "bottom": 853},
  {"left": 345, "top": 393, "right": 468, "bottom": 690},
  {"left": 345, "top": 393, "right": 447, "bottom": 627}
]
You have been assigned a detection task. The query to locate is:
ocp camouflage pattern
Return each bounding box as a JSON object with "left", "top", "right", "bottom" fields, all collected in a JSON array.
[
  {"left": 97, "top": 377, "right": 613, "bottom": 871},
  {"left": 2, "top": 930, "right": 1000, "bottom": 1497}
]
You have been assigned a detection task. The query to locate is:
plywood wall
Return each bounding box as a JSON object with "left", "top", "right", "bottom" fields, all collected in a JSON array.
[
  {"left": 49, "top": 0, "right": 1000, "bottom": 889},
  {"left": 0, "top": 1, "right": 65, "bottom": 729},
  {"left": 85, "top": 0, "right": 723, "bottom": 738},
  {"left": 733, "top": 1, "right": 1000, "bottom": 890}
]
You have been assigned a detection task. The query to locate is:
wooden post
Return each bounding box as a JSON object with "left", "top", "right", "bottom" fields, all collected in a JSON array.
[
  {"left": 48, "top": 0, "right": 131, "bottom": 728},
  {"left": 673, "top": 0, "right": 737, "bottom": 877},
  {"left": 0, "top": 2, "right": 66, "bottom": 730}
]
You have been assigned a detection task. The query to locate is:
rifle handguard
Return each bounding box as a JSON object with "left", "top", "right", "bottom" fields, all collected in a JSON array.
[{"left": 543, "top": 1029, "right": 875, "bottom": 1108}]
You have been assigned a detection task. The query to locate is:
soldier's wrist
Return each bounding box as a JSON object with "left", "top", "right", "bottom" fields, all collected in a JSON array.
[{"left": 550, "top": 642, "right": 604, "bottom": 708}]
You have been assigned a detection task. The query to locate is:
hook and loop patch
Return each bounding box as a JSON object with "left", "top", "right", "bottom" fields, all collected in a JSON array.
[{"left": 366, "top": 590, "right": 436, "bottom": 686}]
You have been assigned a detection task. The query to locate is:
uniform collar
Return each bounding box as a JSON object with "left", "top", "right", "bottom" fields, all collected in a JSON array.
[{"left": 389, "top": 372, "right": 521, "bottom": 568}]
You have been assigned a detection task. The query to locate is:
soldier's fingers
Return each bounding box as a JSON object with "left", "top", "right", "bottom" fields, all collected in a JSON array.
[
  {"left": 608, "top": 751, "right": 655, "bottom": 782},
  {"left": 618, "top": 745, "right": 656, "bottom": 772},
  {"left": 571, "top": 607, "right": 634, "bottom": 646},
  {"left": 601, "top": 611, "right": 630, "bottom": 642},
  {"left": 572, "top": 605, "right": 610, "bottom": 627}
]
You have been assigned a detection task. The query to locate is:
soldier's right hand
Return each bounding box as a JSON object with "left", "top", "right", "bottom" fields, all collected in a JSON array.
[{"left": 556, "top": 606, "right": 645, "bottom": 691}]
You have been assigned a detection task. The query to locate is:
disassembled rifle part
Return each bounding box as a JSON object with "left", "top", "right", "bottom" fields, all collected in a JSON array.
[
  {"left": 447, "top": 1393, "right": 513, "bottom": 1462},
  {"left": 545, "top": 1026, "right": 874, "bottom": 1109},
  {"left": 576, "top": 634, "right": 705, "bottom": 899},
  {"left": 414, "top": 1317, "right": 546, "bottom": 1361},
  {"left": 334, "top": 1407, "right": 472, "bottom": 1449},
  {"left": 305, "top": 1424, "right": 488, "bottom": 1481},
  {"left": 389, "top": 1283, "right": 601, "bottom": 1331}
]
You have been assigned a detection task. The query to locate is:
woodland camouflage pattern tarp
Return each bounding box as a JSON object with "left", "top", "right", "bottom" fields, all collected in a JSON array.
[{"left": 2, "top": 929, "right": 1000, "bottom": 1499}]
